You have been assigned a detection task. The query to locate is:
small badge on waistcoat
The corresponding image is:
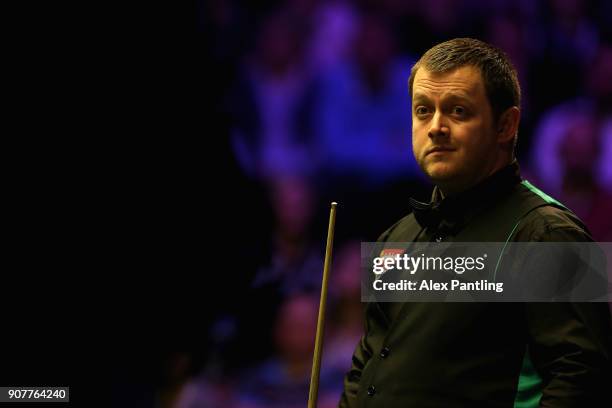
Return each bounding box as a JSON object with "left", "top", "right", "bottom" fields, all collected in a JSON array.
[{"left": 377, "top": 248, "right": 404, "bottom": 275}]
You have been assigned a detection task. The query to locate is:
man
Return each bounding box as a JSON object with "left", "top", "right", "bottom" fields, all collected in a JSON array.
[{"left": 340, "top": 38, "right": 611, "bottom": 407}]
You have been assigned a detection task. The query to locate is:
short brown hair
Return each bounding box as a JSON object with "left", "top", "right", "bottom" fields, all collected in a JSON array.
[{"left": 408, "top": 38, "right": 521, "bottom": 122}]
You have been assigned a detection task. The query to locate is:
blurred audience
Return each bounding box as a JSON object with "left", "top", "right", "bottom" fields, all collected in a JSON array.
[
  {"left": 306, "top": 0, "right": 359, "bottom": 73},
  {"left": 235, "top": 294, "right": 342, "bottom": 408},
  {"left": 557, "top": 113, "right": 612, "bottom": 240},
  {"left": 233, "top": 176, "right": 324, "bottom": 368},
  {"left": 229, "top": 11, "right": 320, "bottom": 180},
  {"left": 315, "top": 14, "right": 419, "bottom": 186},
  {"left": 251, "top": 176, "right": 323, "bottom": 296},
  {"left": 324, "top": 241, "right": 364, "bottom": 379},
  {"left": 529, "top": 43, "right": 612, "bottom": 202}
]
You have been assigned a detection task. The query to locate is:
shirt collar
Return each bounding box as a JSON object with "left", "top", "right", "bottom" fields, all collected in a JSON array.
[{"left": 410, "top": 161, "right": 522, "bottom": 232}]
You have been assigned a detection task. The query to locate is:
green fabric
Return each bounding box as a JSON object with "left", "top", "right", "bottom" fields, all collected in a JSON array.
[
  {"left": 493, "top": 180, "right": 568, "bottom": 281},
  {"left": 521, "top": 180, "right": 566, "bottom": 209},
  {"left": 514, "top": 350, "right": 543, "bottom": 408},
  {"left": 509, "top": 180, "right": 562, "bottom": 407}
]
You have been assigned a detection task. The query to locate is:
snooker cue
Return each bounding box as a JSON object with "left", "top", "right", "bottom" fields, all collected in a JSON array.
[{"left": 307, "top": 201, "right": 338, "bottom": 408}]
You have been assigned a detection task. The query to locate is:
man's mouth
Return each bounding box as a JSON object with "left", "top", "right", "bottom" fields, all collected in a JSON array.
[{"left": 427, "top": 146, "right": 456, "bottom": 155}]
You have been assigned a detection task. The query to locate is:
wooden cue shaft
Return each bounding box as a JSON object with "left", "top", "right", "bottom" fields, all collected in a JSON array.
[{"left": 307, "top": 201, "right": 338, "bottom": 408}]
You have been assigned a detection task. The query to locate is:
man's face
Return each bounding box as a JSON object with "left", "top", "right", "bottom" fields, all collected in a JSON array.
[{"left": 412, "top": 65, "right": 500, "bottom": 194}]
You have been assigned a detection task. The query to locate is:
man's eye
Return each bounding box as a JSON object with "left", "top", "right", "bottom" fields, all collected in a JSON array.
[
  {"left": 415, "top": 106, "right": 429, "bottom": 115},
  {"left": 453, "top": 106, "right": 466, "bottom": 115}
]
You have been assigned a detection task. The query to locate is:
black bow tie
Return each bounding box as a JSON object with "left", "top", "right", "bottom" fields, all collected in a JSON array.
[{"left": 409, "top": 197, "right": 463, "bottom": 234}]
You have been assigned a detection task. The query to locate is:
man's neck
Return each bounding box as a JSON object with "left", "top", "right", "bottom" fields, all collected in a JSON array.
[{"left": 437, "top": 160, "right": 517, "bottom": 199}]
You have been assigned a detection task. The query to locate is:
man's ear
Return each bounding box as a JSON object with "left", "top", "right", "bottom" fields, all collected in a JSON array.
[{"left": 497, "top": 106, "right": 520, "bottom": 144}]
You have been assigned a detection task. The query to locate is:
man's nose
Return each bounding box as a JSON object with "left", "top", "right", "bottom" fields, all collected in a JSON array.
[{"left": 428, "top": 111, "right": 449, "bottom": 139}]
